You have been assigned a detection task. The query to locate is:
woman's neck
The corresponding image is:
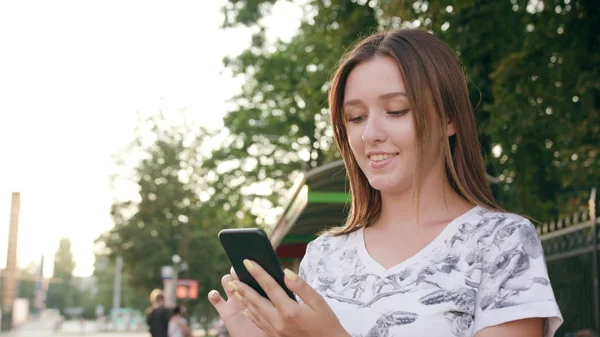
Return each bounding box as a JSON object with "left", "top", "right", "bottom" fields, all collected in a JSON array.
[{"left": 375, "top": 166, "right": 473, "bottom": 232}]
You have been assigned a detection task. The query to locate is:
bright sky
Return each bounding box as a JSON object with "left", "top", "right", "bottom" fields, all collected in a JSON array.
[{"left": 0, "top": 0, "right": 302, "bottom": 277}]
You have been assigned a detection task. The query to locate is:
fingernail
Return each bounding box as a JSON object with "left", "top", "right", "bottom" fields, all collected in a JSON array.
[
  {"left": 242, "top": 310, "right": 249, "bottom": 317},
  {"left": 228, "top": 281, "right": 238, "bottom": 291},
  {"left": 284, "top": 268, "right": 297, "bottom": 281},
  {"left": 234, "top": 291, "right": 243, "bottom": 301},
  {"left": 243, "top": 259, "right": 254, "bottom": 271},
  {"left": 209, "top": 290, "right": 218, "bottom": 298}
]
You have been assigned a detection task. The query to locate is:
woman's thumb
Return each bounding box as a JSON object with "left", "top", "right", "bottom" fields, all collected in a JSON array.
[{"left": 208, "top": 290, "right": 226, "bottom": 313}]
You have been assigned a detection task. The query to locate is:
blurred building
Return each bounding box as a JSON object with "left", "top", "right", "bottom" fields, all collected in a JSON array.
[{"left": 270, "top": 161, "right": 348, "bottom": 272}]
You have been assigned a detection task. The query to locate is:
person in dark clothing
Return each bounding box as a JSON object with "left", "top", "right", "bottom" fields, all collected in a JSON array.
[{"left": 147, "top": 294, "right": 171, "bottom": 337}]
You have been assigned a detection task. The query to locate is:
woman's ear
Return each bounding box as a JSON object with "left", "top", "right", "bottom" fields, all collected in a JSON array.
[{"left": 447, "top": 120, "right": 456, "bottom": 137}]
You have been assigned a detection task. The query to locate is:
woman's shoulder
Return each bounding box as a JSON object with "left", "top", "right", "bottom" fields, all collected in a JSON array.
[
  {"left": 306, "top": 228, "right": 355, "bottom": 252},
  {"left": 474, "top": 205, "right": 529, "bottom": 221},
  {"left": 299, "top": 229, "right": 356, "bottom": 281},
  {"left": 471, "top": 206, "right": 536, "bottom": 232},
  {"left": 448, "top": 206, "right": 540, "bottom": 254},
  {"left": 469, "top": 206, "right": 543, "bottom": 257}
]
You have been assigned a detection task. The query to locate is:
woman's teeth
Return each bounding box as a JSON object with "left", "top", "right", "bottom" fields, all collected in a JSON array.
[{"left": 370, "top": 154, "right": 395, "bottom": 162}]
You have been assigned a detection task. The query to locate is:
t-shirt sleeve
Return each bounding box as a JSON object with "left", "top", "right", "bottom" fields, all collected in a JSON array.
[
  {"left": 473, "top": 217, "right": 563, "bottom": 336},
  {"left": 296, "top": 237, "right": 323, "bottom": 302},
  {"left": 168, "top": 320, "right": 176, "bottom": 335},
  {"left": 298, "top": 237, "right": 323, "bottom": 284}
]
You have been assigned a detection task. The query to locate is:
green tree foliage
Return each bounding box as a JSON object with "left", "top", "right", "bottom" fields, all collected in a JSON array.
[
  {"left": 486, "top": 0, "right": 599, "bottom": 218},
  {"left": 206, "top": 0, "right": 379, "bottom": 224},
  {"left": 97, "top": 113, "right": 255, "bottom": 322},
  {"left": 15, "top": 263, "right": 40, "bottom": 312},
  {"left": 46, "top": 238, "right": 76, "bottom": 313},
  {"left": 91, "top": 255, "right": 148, "bottom": 314},
  {"left": 220, "top": 0, "right": 598, "bottom": 222},
  {"left": 52, "top": 238, "right": 76, "bottom": 279},
  {"left": 380, "top": 0, "right": 599, "bottom": 219}
]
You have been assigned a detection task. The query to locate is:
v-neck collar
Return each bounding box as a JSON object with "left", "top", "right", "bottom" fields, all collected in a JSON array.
[{"left": 355, "top": 206, "right": 481, "bottom": 275}]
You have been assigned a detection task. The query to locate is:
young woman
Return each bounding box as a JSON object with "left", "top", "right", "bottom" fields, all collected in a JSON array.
[{"left": 208, "top": 28, "right": 563, "bottom": 337}]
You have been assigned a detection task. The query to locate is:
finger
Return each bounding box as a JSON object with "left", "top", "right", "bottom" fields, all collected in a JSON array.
[
  {"left": 243, "top": 259, "right": 297, "bottom": 311},
  {"left": 207, "top": 290, "right": 227, "bottom": 314},
  {"left": 243, "top": 308, "right": 269, "bottom": 335},
  {"left": 221, "top": 274, "right": 236, "bottom": 300},
  {"left": 231, "top": 279, "right": 278, "bottom": 320},
  {"left": 230, "top": 266, "right": 239, "bottom": 281},
  {"left": 283, "top": 268, "right": 326, "bottom": 311},
  {"left": 245, "top": 301, "right": 276, "bottom": 336}
]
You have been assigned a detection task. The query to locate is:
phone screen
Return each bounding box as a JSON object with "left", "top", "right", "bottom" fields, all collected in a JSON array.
[{"left": 219, "top": 228, "right": 296, "bottom": 301}]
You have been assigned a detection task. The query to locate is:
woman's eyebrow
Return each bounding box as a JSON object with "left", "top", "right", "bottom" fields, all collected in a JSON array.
[
  {"left": 343, "top": 92, "right": 407, "bottom": 109},
  {"left": 379, "top": 91, "right": 407, "bottom": 100},
  {"left": 342, "top": 99, "right": 363, "bottom": 109}
]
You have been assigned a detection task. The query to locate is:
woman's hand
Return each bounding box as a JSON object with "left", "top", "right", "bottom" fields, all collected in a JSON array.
[
  {"left": 208, "top": 267, "right": 267, "bottom": 337},
  {"left": 229, "top": 259, "right": 350, "bottom": 337}
]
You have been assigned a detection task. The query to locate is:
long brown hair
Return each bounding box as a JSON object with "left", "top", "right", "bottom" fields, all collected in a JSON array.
[{"left": 328, "top": 28, "right": 502, "bottom": 236}]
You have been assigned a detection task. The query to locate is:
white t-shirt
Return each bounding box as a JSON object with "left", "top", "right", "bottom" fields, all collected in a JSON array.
[
  {"left": 168, "top": 317, "right": 184, "bottom": 337},
  {"left": 298, "top": 206, "right": 563, "bottom": 337}
]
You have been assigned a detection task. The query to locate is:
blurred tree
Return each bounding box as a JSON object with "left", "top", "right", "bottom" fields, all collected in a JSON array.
[
  {"left": 15, "top": 263, "right": 39, "bottom": 312},
  {"left": 379, "top": 0, "right": 599, "bottom": 219},
  {"left": 96, "top": 112, "right": 255, "bottom": 322},
  {"left": 487, "top": 0, "right": 599, "bottom": 219},
  {"left": 90, "top": 255, "right": 116, "bottom": 315},
  {"left": 46, "top": 237, "right": 76, "bottom": 313},
  {"left": 220, "top": 0, "right": 599, "bottom": 222},
  {"left": 90, "top": 255, "right": 147, "bottom": 316},
  {"left": 75, "top": 281, "right": 100, "bottom": 319},
  {"left": 65, "top": 276, "right": 102, "bottom": 319},
  {"left": 208, "top": 0, "right": 379, "bottom": 225}
]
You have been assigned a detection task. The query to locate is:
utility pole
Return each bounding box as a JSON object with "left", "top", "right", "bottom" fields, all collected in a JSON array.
[
  {"left": 33, "top": 255, "right": 46, "bottom": 315},
  {"left": 170, "top": 255, "right": 181, "bottom": 309},
  {"left": 2, "top": 192, "right": 20, "bottom": 331},
  {"left": 181, "top": 219, "right": 189, "bottom": 321}
]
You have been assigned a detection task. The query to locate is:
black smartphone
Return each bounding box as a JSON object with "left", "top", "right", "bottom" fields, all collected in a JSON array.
[{"left": 218, "top": 228, "right": 296, "bottom": 301}]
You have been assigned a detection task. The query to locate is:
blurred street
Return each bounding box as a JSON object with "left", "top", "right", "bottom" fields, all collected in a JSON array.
[
  {"left": 0, "top": 318, "right": 142, "bottom": 337},
  {"left": 0, "top": 318, "right": 215, "bottom": 337}
]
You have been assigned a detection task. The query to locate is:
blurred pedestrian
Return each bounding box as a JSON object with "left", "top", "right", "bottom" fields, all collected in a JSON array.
[
  {"left": 168, "top": 306, "right": 191, "bottom": 337},
  {"left": 145, "top": 289, "right": 164, "bottom": 317},
  {"left": 178, "top": 305, "right": 188, "bottom": 325},
  {"left": 147, "top": 293, "right": 171, "bottom": 337}
]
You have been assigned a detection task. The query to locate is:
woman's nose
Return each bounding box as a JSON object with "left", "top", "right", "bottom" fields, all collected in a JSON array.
[{"left": 361, "top": 113, "right": 386, "bottom": 144}]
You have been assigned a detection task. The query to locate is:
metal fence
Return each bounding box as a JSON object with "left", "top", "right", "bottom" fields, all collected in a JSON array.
[{"left": 538, "top": 188, "right": 599, "bottom": 336}]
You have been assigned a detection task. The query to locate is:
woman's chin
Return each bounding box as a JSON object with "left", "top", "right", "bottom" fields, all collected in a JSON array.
[
  {"left": 368, "top": 181, "right": 398, "bottom": 193},
  {"left": 367, "top": 177, "right": 410, "bottom": 195}
]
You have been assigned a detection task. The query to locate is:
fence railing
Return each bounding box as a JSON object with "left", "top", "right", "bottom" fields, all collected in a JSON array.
[{"left": 538, "top": 187, "right": 598, "bottom": 336}]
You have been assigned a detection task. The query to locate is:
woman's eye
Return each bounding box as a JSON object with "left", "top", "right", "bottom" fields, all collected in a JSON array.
[
  {"left": 387, "top": 109, "right": 409, "bottom": 116},
  {"left": 348, "top": 116, "right": 366, "bottom": 123}
]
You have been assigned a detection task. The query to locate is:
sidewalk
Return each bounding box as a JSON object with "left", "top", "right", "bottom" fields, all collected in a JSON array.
[
  {"left": 0, "top": 319, "right": 147, "bottom": 337},
  {"left": 0, "top": 319, "right": 213, "bottom": 337}
]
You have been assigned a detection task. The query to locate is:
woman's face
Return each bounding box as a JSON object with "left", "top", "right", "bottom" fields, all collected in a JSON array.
[{"left": 343, "top": 56, "right": 425, "bottom": 195}]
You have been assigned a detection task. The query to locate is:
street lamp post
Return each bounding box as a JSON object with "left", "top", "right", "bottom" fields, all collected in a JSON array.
[
  {"left": 170, "top": 255, "right": 189, "bottom": 314},
  {"left": 179, "top": 262, "right": 189, "bottom": 321},
  {"left": 171, "top": 255, "right": 181, "bottom": 308}
]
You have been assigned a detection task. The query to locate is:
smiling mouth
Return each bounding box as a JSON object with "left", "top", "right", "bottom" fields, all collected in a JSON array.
[{"left": 368, "top": 153, "right": 398, "bottom": 162}]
